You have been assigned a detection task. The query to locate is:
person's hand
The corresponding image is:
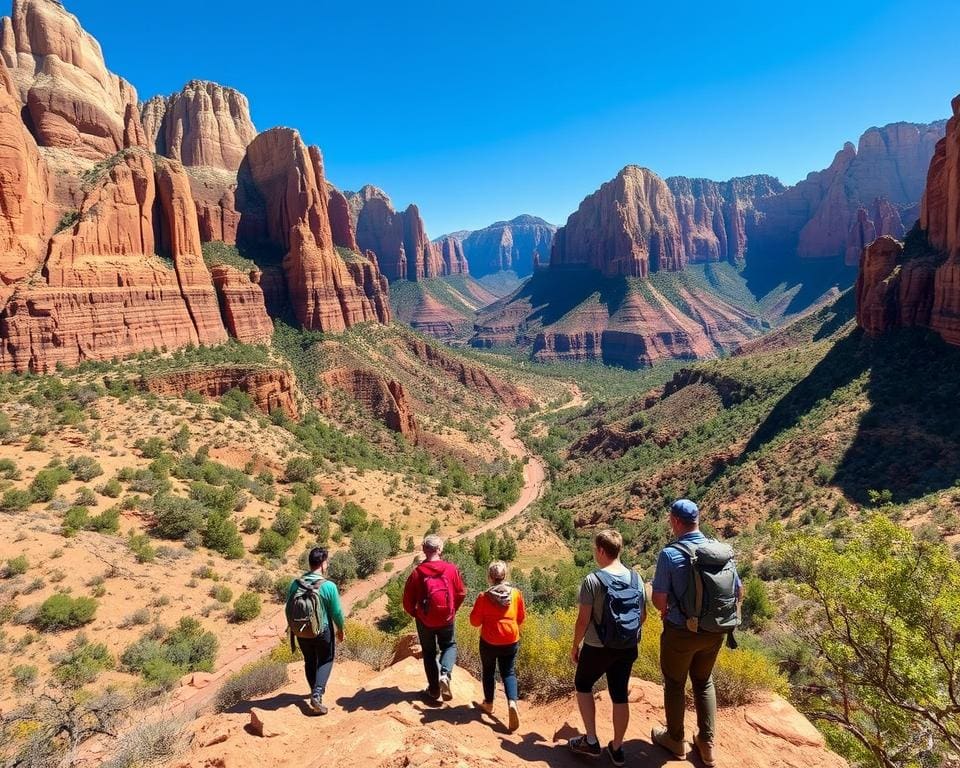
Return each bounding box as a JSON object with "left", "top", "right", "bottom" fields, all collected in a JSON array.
[
  {"left": 337, "top": 627, "right": 345, "bottom": 643},
  {"left": 571, "top": 645, "right": 580, "bottom": 665}
]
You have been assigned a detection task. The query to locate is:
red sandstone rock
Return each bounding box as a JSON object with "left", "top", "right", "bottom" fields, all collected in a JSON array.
[
  {"left": 435, "top": 236, "right": 469, "bottom": 275},
  {"left": 144, "top": 80, "right": 256, "bottom": 172},
  {"left": 844, "top": 199, "right": 905, "bottom": 266},
  {"left": 0, "top": 60, "right": 49, "bottom": 306},
  {"left": 142, "top": 366, "right": 298, "bottom": 419},
  {"left": 210, "top": 264, "right": 273, "bottom": 344},
  {"left": 188, "top": 167, "right": 241, "bottom": 244},
  {"left": 244, "top": 130, "right": 389, "bottom": 330},
  {"left": 318, "top": 367, "right": 417, "bottom": 441},
  {"left": 921, "top": 96, "right": 960, "bottom": 259},
  {"left": 551, "top": 166, "right": 686, "bottom": 277},
  {"left": 327, "top": 184, "right": 359, "bottom": 252},
  {"left": 855, "top": 236, "right": 904, "bottom": 335},
  {"left": 402, "top": 203, "right": 445, "bottom": 280}
]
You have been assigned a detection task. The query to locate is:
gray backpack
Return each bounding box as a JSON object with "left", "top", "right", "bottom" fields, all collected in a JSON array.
[
  {"left": 286, "top": 577, "right": 328, "bottom": 650},
  {"left": 668, "top": 539, "right": 740, "bottom": 634}
]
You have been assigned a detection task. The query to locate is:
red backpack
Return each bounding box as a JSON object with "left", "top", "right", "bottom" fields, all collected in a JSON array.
[{"left": 418, "top": 565, "right": 455, "bottom": 626}]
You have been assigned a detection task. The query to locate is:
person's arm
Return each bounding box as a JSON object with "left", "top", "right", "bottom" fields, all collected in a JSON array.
[
  {"left": 324, "top": 581, "right": 346, "bottom": 641},
  {"left": 452, "top": 567, "right": 467, "bottom": 610},
  {"left": 651, "top": 550, "right": 671, "bottom": 619},
  {"left": 402, "top": 571, "right": 418, "bottom": 617},
  {"left": 572, "top": 603, "right": 592, "bottom": 664},
  {"left": 469, "top": 594, "right": 485, "bottom": 627},
  {"left": 516, "top": 590, "right": 526, "bottom": 627}
]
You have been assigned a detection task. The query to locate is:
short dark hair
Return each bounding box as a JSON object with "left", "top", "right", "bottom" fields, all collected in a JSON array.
[{"left": 308, "top": 547, "right": 329, "bottom": 570}]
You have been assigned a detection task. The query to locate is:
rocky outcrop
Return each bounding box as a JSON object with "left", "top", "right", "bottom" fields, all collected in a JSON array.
[
  {"left": 143, "top": 80, "right": 256, "bottom": 172},
  {"left": 402, "top": 336, "right": 533, "bottom": 409},
  {"left": 921, "top": 97, "right": 960, "bottom": 259},
  {"left": 318, "top": 367, "right": 418, "bottom": 441},
  {"left": 456, "top": 215, "right": 556, "bottom": 278},
  {"left": 551, "top": 166, "right": 685, "bottom": 277},
  {"left": 347, "top": 185, "right": 447, "bottom": 281},
  {"left": 141, "top": 366, "right": 298, "bottom": 419},
  {"left": 0, "top": 0, "right": 141, "bottom": 159},
  {"left": 327, "top": 185, "right": 359, "bottom": 252},
  {"left": 0, "top": 60, "right": 50, "bottom": 305},
  {"left": 244, "top": 130, "right": 390, "bottom": 331},
  {"left": 435, "top": 236, "right": 469, "bottom": 275},
  {"left": 666, "top": 175, "right": 784, "bottom": 264},
  {"left": 0, "top": 149, "right": 229, "bottom": 372},
  {"left": 844, "top": 199, "right": 905, "bottom": 265},
  {"left": 210, "top": 265, "right": 273, "bottom": 345},
  {"left": 187, "top": 166, "right": 241, "bottom": 244}
]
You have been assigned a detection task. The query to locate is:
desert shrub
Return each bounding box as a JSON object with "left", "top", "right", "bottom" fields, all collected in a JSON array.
[
  {"left": 247, "top": 571, "right": 273, "bottom": 594},
  {"left": 170, "top": 424, "right": 191, "bottom": 454},
  {"left": 339, "top": 501, "right": 368, "bottom": 533},
  {"left": 66, "top": 455, "right": 103, "bottom": 482},
  {"left": 128, "top": 468, "right": 170, "bottom": 495},
  {"left": 151, "top": 495, "right": 206, "bottom": 540},
  {"left": 210, "top": 585, "right": 233, "bottom": 603},
  {"left": 270, "top": 507, "right": 304, "bottom": 540},
  {"left": 135, "top": 437, "right": 167, "bottom": 459},
  {"left": 121, "top": 617, "right": 217, "bottom": 687},
  {"left": 256, "top": 529, "right": 292, "bottom": 559},
  {"left": 1, "top": 488, "right": 32, "bottom": 512},
  {"left": 97, "top": 477, "right": 122, "bottom": 498},
  {"left": 712, "top": 643, "right": 788, "bottom": 706},
  {"left": 30, "top": 466, "right": 71, "bottom": 502},
  {"left": 99, "top": 718, "right": 186, "bottom": 768},
  {"left": 272, "top": 575, "right": 293, "bottom": 603},
  {"left": 5, "top": 554, "right": 29, "bottom": 577},
  {"left": 284, "top": 456, "right": 315, "bottom": 484},
  {"left": 34, "top": 594, "right": 97, "bottom": 630},
  {"left": 74, "top": 486, "right": 97, "bottom": 506},
  {"left": 349, "top": 532, "right": 391, "bottom": 578},
  {"left": 11, "top": 663, "right": 37, "bottom": 691},
  {"left": 128, "top": 533, "right": 156, "bottom": 563},
  {"left": 203, "top": 511, "right": 245, "bottom": 559},
  {"left": 120, "top": 608, "right": 152, "bottom": 628},
  {"left": 219, "top": 387, "right": 255, "bottom": 419},
  {"left": 61, "top": 505, "right": 89, "bottom": 536},
  {"left": 327, "top": 551, "right": 358, "bottom": 585},
  {"left": 0, "top": 458, "right": 20, "bottom": 479},
  {"left": 232, "top": 592, "right": 261, "bottom": 622},
  {"left": 741, "top": 576, "right": 775, "bottom": 630},
  {"left": 88, "top": 506, "right": 121, "bottom": 533},
  {"left": 339, "top": 619, "right": 395, "bottom": 670},
  {"left": 241, "top": 516, "right": 261, "bottom": 534},
  {"left": 189, "top": 481, "right": 239, "bottom": 514},
  {"left": 52, "top": 635, "right": 113, "bottom": 687},
  {"left": 213, "top": 659, "right": 288, "bottom": 712}
]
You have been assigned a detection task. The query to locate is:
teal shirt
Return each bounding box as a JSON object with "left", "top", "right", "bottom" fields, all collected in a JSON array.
[{"left": 286, "top": 571, "right": 345, "bottom": 631}]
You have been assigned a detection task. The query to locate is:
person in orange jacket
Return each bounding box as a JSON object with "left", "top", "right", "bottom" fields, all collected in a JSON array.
[{"left": 469, "top": 560, "right": 526, "bottom": 732}]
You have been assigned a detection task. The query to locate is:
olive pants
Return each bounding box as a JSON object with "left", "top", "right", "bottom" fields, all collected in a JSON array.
[{"left": 660, "top": 623, "right": 724, "bottom": 743}]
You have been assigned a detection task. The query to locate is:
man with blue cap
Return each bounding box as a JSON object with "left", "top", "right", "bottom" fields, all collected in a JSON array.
[{"left": 650, "top": 499, "right": 742, "bottom": 767}]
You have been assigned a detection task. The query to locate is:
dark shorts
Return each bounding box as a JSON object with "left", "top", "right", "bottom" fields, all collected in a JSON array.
[{"left": 574, "top": 643, "right": 638, "bottom": 704}]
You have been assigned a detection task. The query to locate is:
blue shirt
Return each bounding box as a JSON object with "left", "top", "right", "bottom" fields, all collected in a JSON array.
[{"left": 652, "top": 532, "right": 741, "bottom": 627}]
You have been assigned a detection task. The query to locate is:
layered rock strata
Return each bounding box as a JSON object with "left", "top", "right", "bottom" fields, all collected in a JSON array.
[
  {"left": 456, "top": 215, "right": 556, "bottom": 278},
  {"left": 317, "top": 367, "right": 417, "bottom": 441},
  {"left": 142, "top": 366, "right": 298, "bottom": 418}
]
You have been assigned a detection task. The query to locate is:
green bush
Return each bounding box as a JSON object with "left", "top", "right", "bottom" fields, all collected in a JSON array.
[
  {"left": 135, "top": 437, "right": 167, "bottom": 459},
  {"left": 11, "top": 664, "right": 38, "bottom": 691},
  {"left": 151, "top": 495, "right": 206, "bottom": 540},
  {"left": 741, "top": 577, "right": 774, "bottom": 630},
  {"left": 284, "top": 456, "right": 315, "bottom": 484},
  {"left": 35, "top": 594, "right": 98, "bottom": 630},
  {"left": 350, "top": 532, "right": 391, "bottom": 578},
  {"left": 241, "top": 516, "right": 261, "bottom": 534},
  {"left": 232, "top": 592, "right": 261, "bottom": 622},
  {"left": 0, "top": 458, "right": 20, "bottom": 479},
  {"left": 66, "top": 456, "right": 103, "bottom": 482},
  {"left": 5, "top": 554, "right": 28, "bottom": 577},
  {"left": 30, "top": 466, "right": 71, "bottom": 502},
  {"left": 256, "top": 529, "right": 292, "bottom": 559},
  {"left": 1, "top": 488, "right": 31, "bottom": 511},
  {"left": 129, "top": 533, "right": 156, "bottom": 563},
  {"left": 327, "top": 551, "right": 358, "bottom": 585},
  {"left": 210, "top": 585, "right": 233, "bottom": 604},
  {"left": 99, "top": 478, "right": 123, "bottom": 498},
  {"left": 53, "top": 635, "right": 114, "bottom": 687},
  {"left": 203, "top": 511, "right": 245, "bottom": 559},
  {"left": 214, "top": 659, "right": 288, "bottom": 712},
  {"left": 121, "top": 617, "right": 218, "bottom": 685},
  {"left": 339, "top": 502, "right": 368, "bottom": 533}
]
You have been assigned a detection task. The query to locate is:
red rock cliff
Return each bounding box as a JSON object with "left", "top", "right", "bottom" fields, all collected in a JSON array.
[
  {"left": 142, "top": 366, "right": 298, "bottom": 419},
  {"left": 435, "top": 236, "right": 469, "bottom": 275},
  {"left": 459, "top": 215, "right": 556, "bottom": 278}
]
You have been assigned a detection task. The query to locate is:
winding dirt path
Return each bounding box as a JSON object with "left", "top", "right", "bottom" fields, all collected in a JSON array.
[{"left": 155, "top": 412, "right": 547, "bottom": 717}]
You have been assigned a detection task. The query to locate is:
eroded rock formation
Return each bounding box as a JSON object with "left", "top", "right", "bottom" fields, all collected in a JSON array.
[
  {"left": 210, "top": 265, "right": 273, "bottom": 345},
  {"left": 435, "top": 236, "right": 469, "bottom": 275},
  {"left": 318, "top": 367, "right": 418, "bottom": 441},
  {"left": 456, "top": 215, "right": 556, "bottom": 278},
  {"left": 142, "top": 366, "right": 299, "bottom": 418}
]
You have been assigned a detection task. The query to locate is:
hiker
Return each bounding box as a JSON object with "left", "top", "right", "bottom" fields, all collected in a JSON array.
[
  {"left": 402, "top": 534, "right": 467, "bottom": 702},
  {"left": 285, "top": 547, "right": 345, "bottom": 715},
  {"left": 568, "top": 529, "right": 645, "bottom": 767},
  {"left": 469, "top": 560, "right": 526, "bottom": 732},
  {"left": 650, "top": 499, "right": 742, "bottom": 767}
]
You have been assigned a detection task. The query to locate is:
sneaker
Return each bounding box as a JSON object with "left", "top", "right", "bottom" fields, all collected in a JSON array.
[
  {"left": 477, "top": 700, "right": 494, "bottom": 715},
  {"left": 308, "top": 696, "right": 328, "bottom": 715},
  {"left": 606, "top": 742, "right": 625, "bottom": 767},
  {"left": 651, "top": 726, "right": 685, "bottom": 759},
  {"left": 439, "top": 673, "right": 453, "bottom": 701},
  {"left": 694, "top": 734, "right": 716, "bottom": 767},
  {"left": 568, "top": 735, "right": 602, "bottom": 757},
  {"left": 507, "top": 700, "right": 520, "bottom": 733},
  {"left": 423, "top": 687, "right": 441, "bottom": 703}
]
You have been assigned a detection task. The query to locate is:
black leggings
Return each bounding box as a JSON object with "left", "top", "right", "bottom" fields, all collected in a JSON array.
[{"left": 298, "top": 631, "right": 335, "bottom": 700}]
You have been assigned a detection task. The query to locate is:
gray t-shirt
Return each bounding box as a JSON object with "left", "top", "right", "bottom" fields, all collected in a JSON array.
[{"left": 578, "top": 563, "right": 638, "bottom": 648}]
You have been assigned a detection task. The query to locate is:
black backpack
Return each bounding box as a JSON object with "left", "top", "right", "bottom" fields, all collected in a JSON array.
[
  {"left": 667, "top": 539, "right": 740, "bottom": 635},
  {"left": 593, "top": 569, "right": 643, "bottom": 650}
]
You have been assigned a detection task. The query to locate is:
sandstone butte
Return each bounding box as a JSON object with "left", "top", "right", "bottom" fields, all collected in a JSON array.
[
  {"left": 0, "top": 0, "right": 393, "bottom": 373},
  {"left": 856, "top": 93, "right": 960, "bottom": 347},
  {"left": 346, "top": 184, "right": 463, "bottom": 281},
  {"left": 454, "top": 214, "right": 557, "bottom": 278}
]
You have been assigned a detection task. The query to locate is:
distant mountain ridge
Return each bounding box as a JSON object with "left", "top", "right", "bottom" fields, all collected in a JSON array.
[{"left": 439, "top": 215, "right": 557, "bottom": 279}]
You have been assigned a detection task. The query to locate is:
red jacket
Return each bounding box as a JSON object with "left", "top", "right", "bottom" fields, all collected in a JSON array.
[{"left": 403, "top": 560, "right": 467, "bottom": 628}]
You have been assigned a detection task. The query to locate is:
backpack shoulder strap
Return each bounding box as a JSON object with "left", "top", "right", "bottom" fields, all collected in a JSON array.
[
  {"left": 593, "top": 569, "right": 614, "bottom": 589},
  {"left": 666, "top": 539, "right": 698, "bottom": 561}
]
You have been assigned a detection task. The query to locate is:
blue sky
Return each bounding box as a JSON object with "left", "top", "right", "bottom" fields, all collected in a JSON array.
[{"left": 55, "top": 0, "right": 960, "bottom": 235}]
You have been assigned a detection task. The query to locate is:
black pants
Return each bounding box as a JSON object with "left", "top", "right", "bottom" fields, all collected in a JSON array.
[
  {"left": 416, "top": 620, "right": 456, "bottom": 696},
  {"left": 574, "top": 643, "right": 638, "bottom": 704},
  {"left": 298, "top": 630, "right": 335, "bottom": 700},
  {"left": 479, "top": 639, "right": 519, "bottom": 702}
]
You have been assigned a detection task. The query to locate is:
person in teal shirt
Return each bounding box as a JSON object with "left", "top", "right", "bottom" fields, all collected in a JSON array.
[{"left": 286, "top": 547, "right": 345, "bottom": 714}]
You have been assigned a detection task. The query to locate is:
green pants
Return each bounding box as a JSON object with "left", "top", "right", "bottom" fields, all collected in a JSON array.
[{"left": 660, "top": 623, "right": 724, "bottom": 743}]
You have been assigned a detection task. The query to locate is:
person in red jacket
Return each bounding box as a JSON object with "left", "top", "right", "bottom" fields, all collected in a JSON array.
[
  {"left": 402, "top": 534, "right": 467, "bottom": 702},
  {"left": 470, "top": 560, "right": 526, "bottom": 732}
]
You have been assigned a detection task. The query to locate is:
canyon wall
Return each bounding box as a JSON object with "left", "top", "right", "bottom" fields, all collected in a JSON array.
[{"left": 455, "top": 215, "right": 556, "bottom": 278}]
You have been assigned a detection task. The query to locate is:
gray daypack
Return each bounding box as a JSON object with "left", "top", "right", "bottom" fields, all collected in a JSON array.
[
  {"left": 286, "top": 577, "right": 328, "bottom": 651},
  {"left": 667, "top": 539, "right": 740, "bottom": 636}
]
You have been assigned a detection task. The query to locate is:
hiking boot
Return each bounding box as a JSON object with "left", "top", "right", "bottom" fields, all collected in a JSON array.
[
  {"left": 507, "top": 700, "right": 520, "bottom": 732},
  {"left": 439, "top": 673, "right": 453, "bottom": 701},
  {"left": 308, "top": 696, "right": 328, "bottom": 715},
  {"left": 694, "top": 734, "right": 716, "bottom": 767},
  {"left": 606, "top": 742, "right": 625, "bottom": 767},
  {"left": 423, "top": 687, "right": 441, "bottom": 703},
  {"left": 651, "top": 726, "right": 686, "bottom": 759},
  {"left": 568, "top": 735, "right": 602, "bottom": 757},
  {"left": 477, "top": 700, "right": 494, "bottom": 715}
]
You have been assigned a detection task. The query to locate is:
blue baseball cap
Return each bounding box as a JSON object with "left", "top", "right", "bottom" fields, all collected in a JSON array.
[{"left": 670, "top": 499, "right": 699, "bottom": 522}]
